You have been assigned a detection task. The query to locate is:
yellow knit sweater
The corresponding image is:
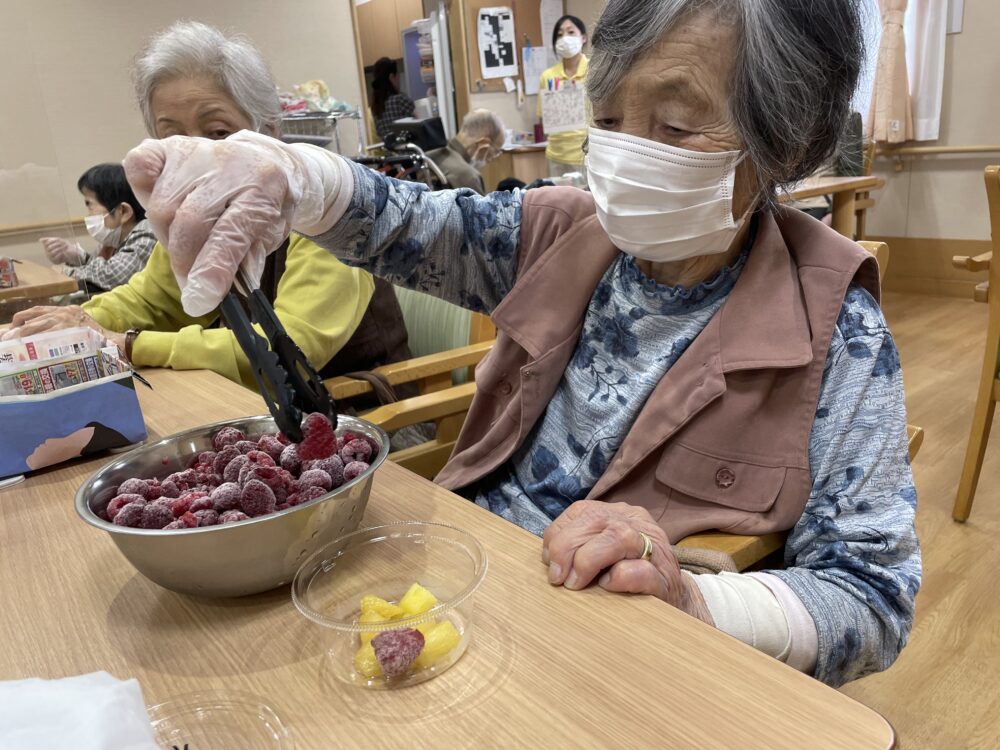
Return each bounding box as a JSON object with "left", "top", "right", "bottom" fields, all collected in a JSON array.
[{"left": 84, "top": 234, "right": 373, "bottom": 390}]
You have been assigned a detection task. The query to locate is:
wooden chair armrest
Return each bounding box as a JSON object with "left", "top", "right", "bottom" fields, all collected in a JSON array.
[
  {"left": 676, "top": 531, "right": 786, "bottom": 572},
  {"left": 906, "top": 424, "right": 924, "bottom": 462},
  {"left": 952, "top": 252, "right": 993, "bottom": 272},
  {"left": 974, "top": 281, "right": 990, "bottom": 303},
  {"left": 359, "top": 381, "right": 477, "bottom": 433},
  {"left": 326, "top": 340, "right": 494, "bottom": 400}
]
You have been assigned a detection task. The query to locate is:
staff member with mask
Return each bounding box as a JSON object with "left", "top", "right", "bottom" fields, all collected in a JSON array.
[
  {"left": 40, "top": 163, "right": 156, "bottom": 292},
  {"left": 537, "top": 15, "right": 589, "bottom": 177},
  {"left": 426, "top": 109, "right": 506, "bottom": 194},
  {"left": 121, "top": 0, "right": 920, "bottom": 688}
]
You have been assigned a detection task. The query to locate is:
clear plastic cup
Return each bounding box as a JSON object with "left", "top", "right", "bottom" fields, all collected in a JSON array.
[{"left": 292, "top": 522, "right": 488, "bottom": 689}]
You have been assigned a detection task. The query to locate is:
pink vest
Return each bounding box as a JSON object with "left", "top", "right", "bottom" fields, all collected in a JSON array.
[{"left": 436, "top": 188, "right": 880, "bottom": 542}]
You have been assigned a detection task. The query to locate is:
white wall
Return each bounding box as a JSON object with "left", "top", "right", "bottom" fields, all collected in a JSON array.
[
  {"left": 860, "top": 0, "right": 999, "bottom": 242},
  {"left": 0, "top": 0, "right": 365, "bottom": 261}
]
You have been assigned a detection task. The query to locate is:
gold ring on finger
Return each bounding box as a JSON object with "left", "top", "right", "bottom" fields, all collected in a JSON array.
[{"left": 638, "top": 531, "right": 653, "bottom": 562}]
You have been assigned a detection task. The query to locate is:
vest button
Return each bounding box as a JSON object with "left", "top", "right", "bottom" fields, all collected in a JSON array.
[
  {"left": 498, "top": 380, "right": 513, "bottom": 395},
  {"left": 715, "top": 467, "right": 736, "bottom": 489}
]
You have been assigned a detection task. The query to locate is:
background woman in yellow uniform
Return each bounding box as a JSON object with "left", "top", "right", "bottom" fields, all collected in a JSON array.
[{"left": 537, "top": 15, "right": 589, "bottom": 178}]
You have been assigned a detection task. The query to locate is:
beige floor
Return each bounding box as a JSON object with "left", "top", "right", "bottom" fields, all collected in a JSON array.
[{"left": 839, "top": 291, "right": 1000, "bottom": 749}]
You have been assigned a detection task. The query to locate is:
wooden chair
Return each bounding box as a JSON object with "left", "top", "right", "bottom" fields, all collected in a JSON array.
[
  {"left": 859, "top": 240, "right": 890, "bottom": 283},
  {"left": 325, "top": 289, "right": 495, "bottom": 478},
  {"left": 855, "top": 141, "right": 880, "bottom": 241},
  {"left": 952, "top": 166, "right": 1000, "bottom": 522}
]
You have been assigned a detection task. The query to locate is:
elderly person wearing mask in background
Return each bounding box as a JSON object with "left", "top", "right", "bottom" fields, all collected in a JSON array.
[
  {"left": 4, "top": 21, "right": 411, "bottom": 392},
  {"left": 426, "top": 109, "right": 506, "bottom": 194},
  {"left": 41, "top": 163, "right": 157, "bottom": 293},
  {"left": 123, "top": 0, "right": 919, "bottom": 687}
]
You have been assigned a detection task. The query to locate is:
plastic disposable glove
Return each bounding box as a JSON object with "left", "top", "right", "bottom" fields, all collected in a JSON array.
[
  {"left": 40, "top": 237, "right": 87, "bottom": 265},
  {"left": 123, "top": 131, "right": 351, "bottom": 317}
]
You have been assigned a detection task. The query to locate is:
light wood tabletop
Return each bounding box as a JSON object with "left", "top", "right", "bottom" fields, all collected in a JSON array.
[
  {"left": 0, "top": 368, "right": 896, "bottom": 748},
  {"left": 783, "top": 174, "right": 885, "bottom": 239},
  {"left": 0, "top": 259, "right": 78, "bottom": 302}
]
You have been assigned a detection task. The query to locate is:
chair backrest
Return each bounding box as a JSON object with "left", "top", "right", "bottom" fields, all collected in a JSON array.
[
  {"left": 858, "top": 240, "right": 890, "bottom": 283},
  {"left": 393, "top": 286, "right": 473, "bottom": 360}
]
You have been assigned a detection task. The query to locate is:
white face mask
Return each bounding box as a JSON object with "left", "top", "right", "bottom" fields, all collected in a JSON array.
[
  {"left": 584, "top": 127, "right": 745, "bottom": 263},
  {"left": 85, "top": 212, "right": 123, "bottom": 248},
  {"left": 555, "top": 35, "right": 583, "bottom": 60}
]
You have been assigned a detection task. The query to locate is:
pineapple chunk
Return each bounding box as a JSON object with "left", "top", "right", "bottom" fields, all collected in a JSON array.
[
  {"left": 354, "top": 642, "right": 382, "bottom": 679},
  {"left": 399, "top": 583, "right": 438, "bottom": 616},
  {"left": 358, "top": 610, "right": 388, "bottom": 645},
  {"left": 413, "top": 620, "right": 462, "bottom": 670},
  {"left": 359, "top": 595, "right": 406, "bottom": 620}
]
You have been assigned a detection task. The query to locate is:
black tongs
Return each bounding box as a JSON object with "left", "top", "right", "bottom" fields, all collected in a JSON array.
[{"left": 219, "top": 266, "right": 337, "bottom": 443}]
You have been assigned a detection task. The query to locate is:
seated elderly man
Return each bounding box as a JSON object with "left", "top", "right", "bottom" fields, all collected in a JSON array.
[
  {"left": 426, "top": 109, "right": 505, "bottom": 194},
  {"left": 4, "top": 21, "right": 410, "bottom": 389},
  {"left": 122, "top": 0, "right": 920, "bottom": 687}
]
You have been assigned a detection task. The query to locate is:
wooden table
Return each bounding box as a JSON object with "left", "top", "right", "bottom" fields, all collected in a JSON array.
[
  {"left": 482, "top": 143, "right": 549, "bottom": 191},
  {"left": 0, "top": 368, "right": 896, "bottom": 748},
  {"left": 0, "top": 259, "right": 78, "bottom": 303},
  {"left": 783, "top": 175, "right": 885, "bottom": 238}
]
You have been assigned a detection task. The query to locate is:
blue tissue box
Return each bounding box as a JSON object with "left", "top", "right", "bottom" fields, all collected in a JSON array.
[{"left": 0, "top": 371, "right": 147, "bottom": 478}]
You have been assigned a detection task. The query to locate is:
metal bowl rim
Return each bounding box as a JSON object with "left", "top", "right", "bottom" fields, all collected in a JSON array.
[{"left": 74, "top": 414, "right": 389, "bottom": 537}]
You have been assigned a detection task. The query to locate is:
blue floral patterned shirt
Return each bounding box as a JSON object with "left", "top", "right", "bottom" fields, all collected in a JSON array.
[{"left": 315, "top": 161, "right": 921, "bottom": 687}]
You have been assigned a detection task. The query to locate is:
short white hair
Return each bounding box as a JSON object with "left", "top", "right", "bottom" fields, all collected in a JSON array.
[
  {"left": 132, "top": 20, "right": 282, "bottom": 136},
  {"left": 460, "top": 109, "right": 505, "bottom": 144}
]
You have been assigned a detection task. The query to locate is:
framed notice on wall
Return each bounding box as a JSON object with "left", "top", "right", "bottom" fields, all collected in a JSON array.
[{"left": 477, "top": 7, "right": 519, "bottom": 79}]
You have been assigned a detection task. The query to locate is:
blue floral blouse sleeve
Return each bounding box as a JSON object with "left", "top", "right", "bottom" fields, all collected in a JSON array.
[
  {"left": 768, "top": 285, "right": 922, "bottom": 687},
  {"left": 311, "top": 160, "right": 523, "bottom": 313}
]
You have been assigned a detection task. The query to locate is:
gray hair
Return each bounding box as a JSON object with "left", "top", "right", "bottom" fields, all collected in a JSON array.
[
  {"left": 132, "top": 21, "right": 282, "bottom": 136},
  {"left": 460, "top": 109, "right": 505, "bottom": 144},
  {"left": 588, "top": 0, "right": 866, "bottom": 201}
]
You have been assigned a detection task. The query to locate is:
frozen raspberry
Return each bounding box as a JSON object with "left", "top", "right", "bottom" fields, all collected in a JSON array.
[
  {"left": 112, "top": 502, "right": 145, "bottom": 527},
  {"left": 297, "top": 412, "right": 337, "bottom": 460},
  {"left": 197, "top": 450, "right": 217, "bottom": 467},
  {"left": 343, "top": 461, "right": 370, "bottom": 482},
  {"left": 168, "top": 495, "right": 193, "bottom": 517},
  {"left": 149, "top": 498, "right": 174, "bottom": 512},
  {"left": 212, "top": 426, "right": 245, "bottom": 452},
  {"left": 189, "top": 495, "right": 214, "bottom": 513},
  {"left": 276, "top": 431, "right": 290, "bottom": 445},
  {"left": 97, "top": 509, "right": 109, "bottom": 522},
  {"left": 241, "top": 479, "right": 276, "bottom": 517},
  {"left": 298, "top": 469, "right": 332, "bottom": 492},
  {"left": 223, "top": 454, "right": 249, "bottom": 484},
  {"left": 275, "top": 503, "right": 291, "bottom": 511},
  {"left": 279, "top": 444, "right": 302, "bottom": 474},
  {"left": 257, "top": 434, "right": 285, "bottom": 461},
  {"left": 140, "top": 503, "right": 174, "bottom": 529},
  {"left": 194, "top": 509, "right": 220, "bottom": 526},
  {"left": 162, "top": 520, "right": 186, "bottom": 530},
  {"left": 179, "top": 511, "right": 199, "bottom": 528},
  {"left": 159, "top": 480, "right": 181, "bottom": 498},
  {"left": 245, "top": 450, "right": 276, "bottom": 467},
  {"left": 116, "top": 478, "right": 151, "bottom": 498},
  {"left": 212, "top": 445, "right": 240, "bottom": 476},
  {"left": 289, "top": 485, "right": 327, "bottom": 506},
  {"left": 363, "top": 436, "right": 380, "bottom": 457},
  {"left": 235, "top": 440, "right": 257, "bottom": 454},
  {"left": 210, "top": 482, "right": 242, "bottom": 512},
  {"left": 303, "top": 455, "right": 345, "bottom": 488},
  {"left": 340, "top": 438, "right": 373, "bottom": 464},
  {"left": 372, "top": 628, "right": 425, "bottom": 678},
  {"left": 165, "top": 469, "right": 198, "bottom": 490},
  {"left": 106, "top": 493, "right": 145, "bottom": 521},
  {"left": 145, "top": 484, "right": 163, "bottom": 501},
  {"left": 219, "top": 510, "right": 250, "bottom": 524}
]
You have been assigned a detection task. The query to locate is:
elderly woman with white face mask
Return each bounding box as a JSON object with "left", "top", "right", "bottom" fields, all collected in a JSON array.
[{"left": 123, "top": 0, "right": 920, "bottom": 687}]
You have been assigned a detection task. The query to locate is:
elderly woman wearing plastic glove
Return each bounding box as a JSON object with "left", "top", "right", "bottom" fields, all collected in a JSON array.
[
  {"left": 4, "top": 21, "right": 409, "bottom": 390},
  {"left": 124, "top": 0, "right": 920, "bottom": 687}
]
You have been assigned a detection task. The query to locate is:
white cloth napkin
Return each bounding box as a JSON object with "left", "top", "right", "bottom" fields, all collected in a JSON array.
[{"left": 0, "top": 671, "right": 158, "bottom": 750}]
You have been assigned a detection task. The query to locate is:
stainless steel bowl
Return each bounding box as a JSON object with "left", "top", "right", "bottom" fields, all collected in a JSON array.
[{"left": 75, "top": 415, "right": 388, "bottom": 598}]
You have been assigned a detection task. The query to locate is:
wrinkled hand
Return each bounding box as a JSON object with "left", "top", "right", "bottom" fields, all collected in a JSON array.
[
  {"left": 0, "top": 305, "right": 125, "bottom": 352},
  {"left": 40, "top": 237, "right": 86, "bottom": 265},
  {"left": 542, "top": 501, "right": 713, "bottom": 624},
  {"left": 123, "top": 131, "right": 340, "bottom": 317}
]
